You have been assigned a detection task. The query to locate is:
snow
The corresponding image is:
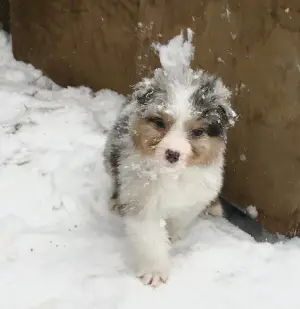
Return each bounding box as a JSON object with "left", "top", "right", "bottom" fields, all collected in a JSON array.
[
  {"left": 152, "top": 28, "right": 194, "bottom": 78},
  {"left": 1, "top": 30, "right": 300, "bottom": 309},
  {"left": 246, "top": 205, "right": 258, "bottom": 219}
]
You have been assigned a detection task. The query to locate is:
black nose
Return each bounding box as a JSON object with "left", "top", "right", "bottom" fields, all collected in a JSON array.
[{"left": 165, "top": 149, "right": 180, "bottom": 163}]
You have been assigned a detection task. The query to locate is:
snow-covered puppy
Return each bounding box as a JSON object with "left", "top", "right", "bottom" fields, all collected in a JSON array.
[{"left": 103, "top": 67, "right": 237, "bottom": 286}]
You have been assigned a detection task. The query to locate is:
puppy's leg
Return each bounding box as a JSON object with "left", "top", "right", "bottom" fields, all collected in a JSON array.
[
  {"left": 109, "top": 190, "right": 120, "bottom": 213},
  {"left": 124, "top": 214, "right": 171, "bottom": 287},
  {"left": 205, "top": 198, "right": 224, "bottom": 217},
  {"left": 166, "top": 207, "right": 201, "bottom": 243}
]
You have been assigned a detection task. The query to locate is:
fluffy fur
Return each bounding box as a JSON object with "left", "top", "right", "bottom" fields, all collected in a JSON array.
[{"left": 103, "top": 67, "right": 237, "bottom": 286}]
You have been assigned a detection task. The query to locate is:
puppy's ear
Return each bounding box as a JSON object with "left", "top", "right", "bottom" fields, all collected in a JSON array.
[
  {"left": 132, "top": 77, "right": 156, "bottom": 105},
  {"left": 132, "top": 72, "right": 159, "bottom": 105},
  {"left": 193, "top": 71, "right": 237, "bottom": 128},
  {"left": 136, "top": 87, "right": 155, "bottom": 105},
  {"left": 211, "top": 78, "right": 238, "bottom": 128},
  {"left": 217, "top": 103, "right": 238, "bottom": 128},
  {"left": 132, "top": 68, "right": 166, "bottom": 105}
]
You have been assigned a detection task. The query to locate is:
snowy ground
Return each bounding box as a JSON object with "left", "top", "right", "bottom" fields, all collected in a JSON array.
[{"left": 1, "top": 30, "right": 300, "bottom": 309}]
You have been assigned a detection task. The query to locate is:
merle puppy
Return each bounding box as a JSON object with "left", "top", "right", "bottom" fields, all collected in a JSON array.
[{"left": 104, "top": 67, "right": 237, "bottom": 286}]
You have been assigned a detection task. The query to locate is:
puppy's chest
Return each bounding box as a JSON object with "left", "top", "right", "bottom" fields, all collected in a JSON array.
[
  {"left": 119, "top": 156, "right": 222, "bottom": 215},
  {"left": 154, "top": 167, "right": 222, "bottom": 215}
]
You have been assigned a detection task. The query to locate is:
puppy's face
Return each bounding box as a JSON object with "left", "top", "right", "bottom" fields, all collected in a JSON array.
[{"left": 131, "top": 69, "right": 237, "bottom": 168}]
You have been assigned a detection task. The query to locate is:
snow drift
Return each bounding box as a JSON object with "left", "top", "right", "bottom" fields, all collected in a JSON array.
[{"left": 0, "top": 30, "right": 300, "bottom": 309}]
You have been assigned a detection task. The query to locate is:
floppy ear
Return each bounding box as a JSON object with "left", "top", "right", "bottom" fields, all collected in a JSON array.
[
  {"left": 192, "top": 71, "right": 237, "bottom": 128},
  {"left": 132, "top": 78, "right": 155, "bottom": 105},
  {"left": 212, "top": 78, "right": 238, "bottom": 128},
  {"left": 136, "top": 88, "right": 155, "bottom": 105},
  {"left": 132, "top": 68, "right": 167, "bottom": 105},
  {"left": 217, "top": 103, "right": 238, "bottom": 128}
]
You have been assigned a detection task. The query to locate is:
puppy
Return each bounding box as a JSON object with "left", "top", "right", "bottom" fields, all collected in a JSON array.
[{"left": 103, "top": 67, "right": 237, "bottom": 286}]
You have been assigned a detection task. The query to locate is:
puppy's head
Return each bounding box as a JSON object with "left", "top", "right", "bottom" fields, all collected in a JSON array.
[{"left": 131, "top": 68, "right": 237, "bottom": 168}]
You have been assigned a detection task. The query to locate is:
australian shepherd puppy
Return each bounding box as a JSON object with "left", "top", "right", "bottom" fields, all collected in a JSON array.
[{"left": 103, "top": 66, "right": 237, "bottom": 286}]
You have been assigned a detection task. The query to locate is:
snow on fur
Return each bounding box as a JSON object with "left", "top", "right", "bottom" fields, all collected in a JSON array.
[
  {"left": 152, "top": 28, "right": 195, "bottom": 75},
  {"left": 151, "top": 28, "right": 237, "bottom": 124},
  {"left": 1, "top": 30, "right": 300, "bottom": 309}
]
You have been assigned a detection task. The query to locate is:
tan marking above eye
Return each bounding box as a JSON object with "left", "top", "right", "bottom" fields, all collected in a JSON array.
[
  {"left": 146, "top": 112, "right": 174, "bottom": 131},
  {"left": 185, "top": 118, "right": 205, "bottom": 129}
]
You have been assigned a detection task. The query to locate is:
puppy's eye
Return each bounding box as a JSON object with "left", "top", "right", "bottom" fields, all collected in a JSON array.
[
  {"left": 191, "top": 129, "right": 204, "bottom": 138},
  {"left": 147, "top": 117, "right": 165, "bottom": 129}
]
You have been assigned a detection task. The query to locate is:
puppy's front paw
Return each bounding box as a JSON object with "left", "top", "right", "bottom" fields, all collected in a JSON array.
[
  {"left": 168, "top": 230, "right": 185, "bottom": 243},
  {"left": 205, "top": 199, "right": 224, "bottom": 217},
  {"left": 137, "top": 268, "right": 169, "bottom": 287},
  {"left": 137, "top": 259, "right": 170, "bottom": 287},
  {"left": 167, "top": 225, "right": 187, "bottom": 243}
]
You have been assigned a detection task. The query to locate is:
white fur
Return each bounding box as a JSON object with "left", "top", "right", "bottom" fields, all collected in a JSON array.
[
  {"left": 155, "top": 128, "right": 191, "bottom": 167},
  {"left": 154, "top": 84, "right": 196, "bottom": 167},
  {"left": 168, "top": 83, "right": 196, "bottom": 119},
  {"left": 119, "top": 150, "right": 223, "bottom": 285}
]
